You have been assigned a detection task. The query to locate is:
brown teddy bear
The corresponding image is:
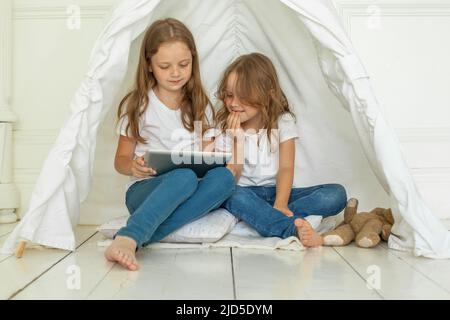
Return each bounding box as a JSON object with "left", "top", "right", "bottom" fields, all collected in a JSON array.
[{"left": 322, "top": 198, "right": 394, "bottom": 248}]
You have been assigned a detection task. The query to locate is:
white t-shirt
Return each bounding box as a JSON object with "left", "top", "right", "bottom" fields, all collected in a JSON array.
[
  {"left": 118, "top": 89, "right": 214, "bottom": 189},
  {"left": 214, "top": 113, "right": 299, "bottom": 187}
]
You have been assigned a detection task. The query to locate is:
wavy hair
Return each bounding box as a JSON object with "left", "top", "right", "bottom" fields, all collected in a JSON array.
[
  {"left": 117, "top": 18, "right": 213, "bottom": 143},
  {"left": 216, "top": 53, "right": 295, "bottom": 145}
]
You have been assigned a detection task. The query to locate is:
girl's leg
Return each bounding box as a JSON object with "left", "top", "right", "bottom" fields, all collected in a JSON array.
[
  {"left": 147, "top": 167, "right": 236, "bottom": 243},
  {"left": 244, "top": 184, "right": 346, "bottom": 247},
  {"left": 286, "top": 184, "right": 347, "bottom": 218},
  {"left": 288, "top": 184, "right": 346, "bottom": 247},
  {"left": 115, "top": 168, "right": 199, "bottom": 248},
  {"left": 221, "top": 186, "right": 298, "bottom": 238}
]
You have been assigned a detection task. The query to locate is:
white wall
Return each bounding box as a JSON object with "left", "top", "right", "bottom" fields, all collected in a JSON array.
[
  {"left": 333, "top": 0, "right": 450, "bottom": 221},
  {"left": 10, "top": 0, "right": 122, "bottom": 224},
  {"left": 5, "top": 0, "right": 450, "bottom": 224}
]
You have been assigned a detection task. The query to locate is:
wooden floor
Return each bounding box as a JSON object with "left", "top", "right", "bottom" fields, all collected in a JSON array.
[{"left": 1, "top": 224, "right": 450, "bottom": 300}]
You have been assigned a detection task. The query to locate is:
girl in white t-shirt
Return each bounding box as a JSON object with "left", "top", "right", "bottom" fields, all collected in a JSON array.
[
  {"left": 216, "top": 53, "right": 347, "bottom": 248},
  {"left": 105, "top": 18, "right": 236, "bottom": 270}
]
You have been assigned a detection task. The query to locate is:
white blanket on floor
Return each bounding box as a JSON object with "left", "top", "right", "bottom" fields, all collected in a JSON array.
[
  {"left": 97, "top": 222, "right": 303, "bottom": 251},
  {"left": 97, "top": 215, "right": 335, "bottom": 251}
]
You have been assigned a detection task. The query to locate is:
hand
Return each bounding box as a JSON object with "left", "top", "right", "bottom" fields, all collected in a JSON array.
[
  {"left": 274, "top": 204, "right": 294, "bottom": 217},
  {"left": 226, "top": 112, "right": 245, "bottom": 140},
  {"left": 130, "top": 156, "right": 156, "bottom": 178},
  {"left": 225, "top": 112, "right": 245, "bottom": 166}
]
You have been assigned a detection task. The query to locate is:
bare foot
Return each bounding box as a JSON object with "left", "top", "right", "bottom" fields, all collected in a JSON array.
[
  {"left": 295, "top": 218, "right": 323, "bottom": 248},
  {"left": 104, "top": 236, "right": 139, "bottom": 271}
]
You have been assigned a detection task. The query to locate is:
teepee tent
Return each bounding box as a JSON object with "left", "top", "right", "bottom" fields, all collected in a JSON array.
[{"left": 2, "top": 0, "right": 450, "bottom": 258}]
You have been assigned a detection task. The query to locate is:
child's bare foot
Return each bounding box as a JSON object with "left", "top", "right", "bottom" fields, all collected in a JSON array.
[
  {"left": 105, "top": 236, "right": 139, "bottom": 271},
  {"left": 295, "top": 218, "right": 323, "bottom": 248}
]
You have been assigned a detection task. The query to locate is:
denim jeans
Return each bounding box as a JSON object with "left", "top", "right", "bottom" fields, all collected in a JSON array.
[
  {"left": 221, "top": 184, "right": 347, "bottom": 239},
  {"left": 116, "top": 167, "right": 235, "bottom": 248}
]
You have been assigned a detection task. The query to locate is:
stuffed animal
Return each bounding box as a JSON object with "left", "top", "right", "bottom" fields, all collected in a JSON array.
[{"left": 322, "top": 198, "right": 394, "bottom": 248}]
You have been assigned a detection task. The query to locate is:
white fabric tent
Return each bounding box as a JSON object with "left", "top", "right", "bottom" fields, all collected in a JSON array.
[{"left": 2, "top": 0, "right": 450, "bottom": 258}]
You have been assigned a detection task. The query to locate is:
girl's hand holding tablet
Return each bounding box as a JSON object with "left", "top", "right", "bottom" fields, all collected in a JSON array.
[{"left": 131, "top": 156, "right": 157, "bottom": 178}]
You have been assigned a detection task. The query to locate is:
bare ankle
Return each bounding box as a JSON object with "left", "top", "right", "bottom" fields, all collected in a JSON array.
[{"left": 115, "top": 235, "right": 137, "bottom": 246}]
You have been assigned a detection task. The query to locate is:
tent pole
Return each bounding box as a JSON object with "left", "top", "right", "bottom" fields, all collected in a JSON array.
[{"left": 15, "top": 241, "right": 26, "bottom": 258}]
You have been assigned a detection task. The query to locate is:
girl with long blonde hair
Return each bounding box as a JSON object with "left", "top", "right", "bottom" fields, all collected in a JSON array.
[{"left": 105, "top": 18, "right": 235, "bottom": 270}]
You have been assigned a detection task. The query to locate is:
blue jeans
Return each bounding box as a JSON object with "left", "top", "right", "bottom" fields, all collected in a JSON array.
[
  {"left": 221, "top": 184, "right": 347, "bottom": 239},
  {"left": 116, "top": 167, "right": 235, "bottom": 248}
]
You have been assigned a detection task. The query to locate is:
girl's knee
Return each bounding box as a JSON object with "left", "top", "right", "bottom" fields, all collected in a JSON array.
[
  {"left": 324, "top": 183, "right": 347, "bottom": 214},
  {"left": 167, "top": 168, "right": 198, "bottom": 190},
  {"left": 208, "top": 166, "right": 235, "bottom": 189},
  {"left": 323, "top": 183, "right": 346, "bottom": 197},
  {"left": 334, "top": 184, "right": 348, "bottom": 208}
]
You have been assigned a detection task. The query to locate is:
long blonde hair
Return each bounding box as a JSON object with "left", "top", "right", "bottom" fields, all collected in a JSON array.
[
  {"left": 117, "top": 18, "right": 213, "bottom": 144},
  {"left": 216, "top": 53, "right": 295, "bottom": 145}
]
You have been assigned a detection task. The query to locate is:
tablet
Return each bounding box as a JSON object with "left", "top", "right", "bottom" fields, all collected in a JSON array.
[{"left": 143, "top": 149, "right": 232, "bottom": 178}]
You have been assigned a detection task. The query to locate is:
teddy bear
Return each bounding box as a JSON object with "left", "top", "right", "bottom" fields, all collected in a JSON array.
[{"left": 322, "top": 198, "right": 394, "bottom": 248}]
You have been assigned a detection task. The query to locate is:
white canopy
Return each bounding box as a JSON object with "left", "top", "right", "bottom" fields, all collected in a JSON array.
[{"left": 3, "top": 0, "right": 450, "bottom": 258}]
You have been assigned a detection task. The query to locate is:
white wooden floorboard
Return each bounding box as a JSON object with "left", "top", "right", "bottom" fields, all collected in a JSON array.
[
  {"left": 232, "top": 247, "right": 381, "bottom": 300},
  {"left": 0, "top": 226, "right": 97, "bottom": 300},
  {"left": 379, "top": 243, "right": 450, "bottom": 294},
  {"left": 87, "top": 247, "right": 234, "bottom": 300},
  {"left": 12, "top": 233, "right": 114, "bottom": 300},
  {"left": 5, "top": 225, "right": 450, "bottom": 300},
  {"left": 334, "top": 243, "right": 450, "bottom": 299},
  {"left": 0, "top": 222, "right": 17, "bottom": 237},
  {"left": 0, "top": 223, "right": 18, "bottom": 263}
]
